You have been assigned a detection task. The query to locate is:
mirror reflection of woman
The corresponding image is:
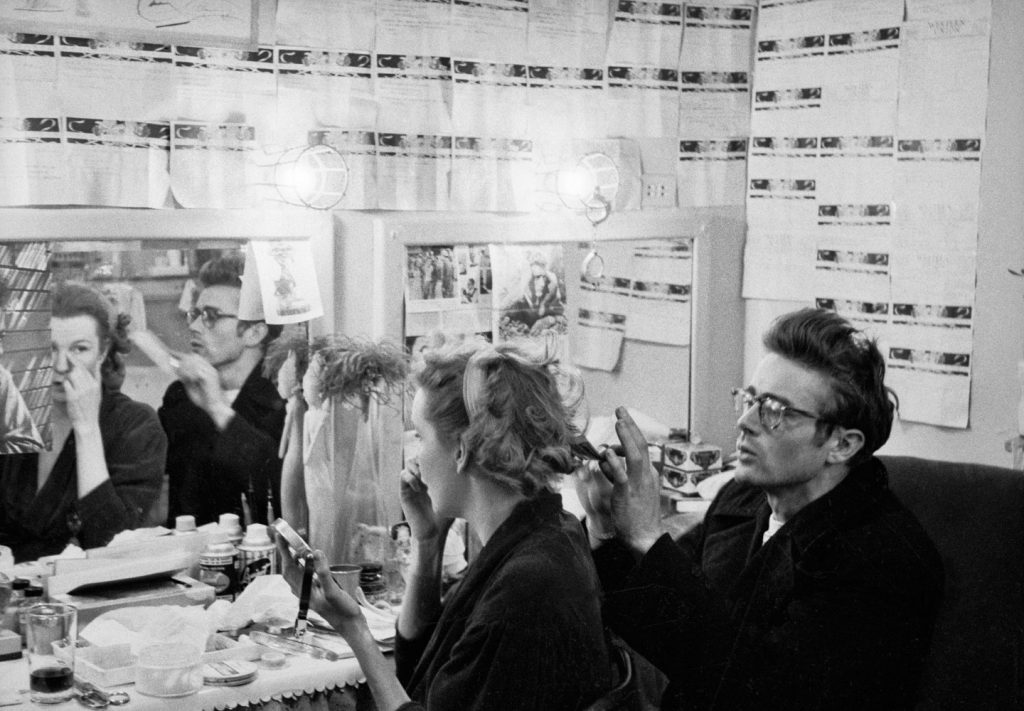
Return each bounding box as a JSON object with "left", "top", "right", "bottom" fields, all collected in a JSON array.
[
  {"left": 0, "top": 283, "right": 168, "bottom": 562},
  {"left": 277, "top": 340, "right": 611, "bottom": 711}
]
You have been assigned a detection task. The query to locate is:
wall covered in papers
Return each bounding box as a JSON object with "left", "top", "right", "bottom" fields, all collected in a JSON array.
[
  {"left": 743, "top": 0, "right": 993, "bottom": 430},
  {"left": 0, "top": 0, "right": 756, "bottom": 211}
]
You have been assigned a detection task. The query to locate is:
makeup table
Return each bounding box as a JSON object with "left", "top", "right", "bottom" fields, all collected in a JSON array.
[{"left": 0, "top": 652, "right": 372, "bottom": 710}]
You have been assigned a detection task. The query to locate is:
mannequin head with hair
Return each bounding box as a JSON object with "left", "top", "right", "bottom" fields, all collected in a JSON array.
[
  {"left": 410, "top": 339, "right": 582, "bottom": 518},
  {"left": 51, "top": 282, "right": 132, "bottom": 400}
]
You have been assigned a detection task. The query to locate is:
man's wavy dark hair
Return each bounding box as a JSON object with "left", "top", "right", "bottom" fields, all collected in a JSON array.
[{"left": 764, "top": 308, "right": 897, "bottom": 463}]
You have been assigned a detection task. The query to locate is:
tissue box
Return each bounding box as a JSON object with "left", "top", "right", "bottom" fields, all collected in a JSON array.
[
  {"left": 660, "top": 440, "right": 723, "bottom": 498},
  {"left": 50, "top": 575, "right": 214, "bottom": 627}
]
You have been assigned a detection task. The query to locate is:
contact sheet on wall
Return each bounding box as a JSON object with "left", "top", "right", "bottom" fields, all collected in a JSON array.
[{"left": 743, "top": 0, "right": 991, "bottom": 428}]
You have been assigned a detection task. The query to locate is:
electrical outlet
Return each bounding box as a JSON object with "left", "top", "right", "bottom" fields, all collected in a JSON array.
[{"left": 642, "top": 173, "right": 677, "bottom": 208}]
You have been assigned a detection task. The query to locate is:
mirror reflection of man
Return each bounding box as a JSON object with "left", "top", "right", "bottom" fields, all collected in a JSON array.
[
  {"left": 0, "top": 278, "right": 43, "bottom": 454},
  {"left": 159, "top": 254, "right": 286, "bottom": 526}
]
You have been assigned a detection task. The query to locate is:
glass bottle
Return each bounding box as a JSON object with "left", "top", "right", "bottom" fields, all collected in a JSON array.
[{"left": 16, "top": 584, "right": 44, "bottom": 635}]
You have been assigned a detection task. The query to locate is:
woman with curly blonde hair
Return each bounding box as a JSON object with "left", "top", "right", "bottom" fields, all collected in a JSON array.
[
  {"left": 279, "top": 339, "right": 611, "bottom": 710},
  {"left": 0, "top": 283, "right": 167, "bottom": 562}
]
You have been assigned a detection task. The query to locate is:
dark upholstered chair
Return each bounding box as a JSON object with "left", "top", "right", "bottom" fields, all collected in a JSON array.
[{"left": 882, "top": 455, "right": 1024, "bottom": 710}]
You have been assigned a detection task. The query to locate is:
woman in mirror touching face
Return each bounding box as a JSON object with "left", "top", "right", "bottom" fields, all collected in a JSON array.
[{"left": 0, "top": 283, "right": 168, "bottom": 563}]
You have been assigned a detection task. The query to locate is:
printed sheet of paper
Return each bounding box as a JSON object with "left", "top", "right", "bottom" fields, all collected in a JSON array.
[
  {"left": 274, "top": 48, "right": 376, "bottom": 148},
  {"left": 741, "top": 229, "right": 816, "bottom": 301},
  {"left": 309, "top": 129, "right": 377, "bottom": 210},
  {"left": 450, "top": 0, "right": 528, "bottom": 64},
  {"left": 606, "top": 0, "right": 682, "bottom": 68},
  {"left": 173, "top": 45, "right": 276, "bottom": 137},
  {"left": 677, "top": 137, "right": 747, "bottom": 207},
  {"left": 0, "top": 34, "right": 61, "bottom": 206},
  {"left": 248, "top": 240, "right": 324, "bottom": 324},
  {"left": 0, "top": 0, "right": 256, "bottom": 48},
  {"left": 897, "top": 15, "right": 991, "bottom": 138},
  {"left": 0, "top": 116, "right": 65, "bottom": 206},
  {"left": 752, "top": 0, "right": 902, "bottom": 136},
  {"left": 0, "top": 33, "right": 58, "bottom": 117},
  {"left": 893, "top": 138, "right": 982, "bottom": 251},
  {"left": 678, "top": 5, "right": 754, "bottom": 138},
  {"left": 376, "top": 132, "right": 451, "bottom": 211},
  {"left": 606, "top": 66, "right": 680, "bottom": 138},
  {"left": 450, "top": 137, "right": 533, "bottom": 212},
  {"left": 374, "top": 54, "right": 453, "bottom": 135},
  {"left": 56, "top": 37, "right": 174, "bottom": 122},
  {"left": 526, "top": 65, "right": 605, "bottom": 139},
  {"left": 885, "top": 325, "right": 973, "bottom": 428},
  {"left": 452, "top": 60, "right": 529, "bottom": 137},
  {"left": 572, "top": 305, "right": 625, "bottom": 372},
  {"left": 573, "top": 239, "right": 692, "bottom": 348},
  {"left": 886, "top": 248, "right": 976, "bottom": 429},
  {"left": 904, "top": 0, "right": 991, "bottom": 22},
  {"left": 526, "top": 0, "right": 608, "bottom": 67},
  {"left": 274, "top": 0, "right": 376, "bottom": 51},
  {"left": 169, "top": 121, "right": 257, "bottom": 208},
  {"left": 63, "top": 117, "right": 171, "bottom": 208},
  {"left": 375, "top": 0, "right": 451, "bottom": 57},
  {"left": 813, "top": 297, "right": 891, "bottom": 343},
  {"left": 812, "top": 228, "right": 892, "bottom": 303}
]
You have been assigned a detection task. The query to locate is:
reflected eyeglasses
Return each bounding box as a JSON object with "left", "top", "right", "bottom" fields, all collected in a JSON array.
[
  {"left": 732, "top": 387, "right": 829, "bottom": 431},
  {"left": 185, "top": 306, "right": 238, "bottom": 329}
]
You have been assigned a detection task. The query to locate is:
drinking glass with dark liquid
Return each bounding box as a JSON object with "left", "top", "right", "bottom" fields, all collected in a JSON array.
[
  {"left": 29, "top": 665, "right": 73, "bottom": 695},
  {"left": 24, "top": 602, "right": 77, "bottom": 704}
]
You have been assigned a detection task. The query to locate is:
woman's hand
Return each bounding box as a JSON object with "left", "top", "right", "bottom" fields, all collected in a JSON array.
[
  {"left": 61, "top": 361, "right": 102, "bottom": 434},
  {"left": 400, "top": 458, "right": 451, "bottom": 542},
  {"left": 274, "top": 538, "right": 364, "bottom": 633}
]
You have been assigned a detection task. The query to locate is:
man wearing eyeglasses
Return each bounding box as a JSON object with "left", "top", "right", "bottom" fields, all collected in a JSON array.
[
  {"left": 576, "top": 308, "right": 942, "bottom": 711},
  {"left": 160, "top": 254, "right": 286, "bottom": 527}
]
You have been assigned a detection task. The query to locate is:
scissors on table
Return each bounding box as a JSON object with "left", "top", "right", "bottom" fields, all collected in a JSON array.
[{"left": 75, "top": 679, "right": 129, "bottom": 708}]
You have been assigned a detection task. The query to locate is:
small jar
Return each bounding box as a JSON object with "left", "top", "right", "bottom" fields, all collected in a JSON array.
[
  {"left": 358, "top": 563, "right": 387, "bottom": 604},
  {"left": 1, "top": 578, "right": 29, "bottom": 631},
  {"left": 0, "top": 573, "right": 12, "bottom": 615}
]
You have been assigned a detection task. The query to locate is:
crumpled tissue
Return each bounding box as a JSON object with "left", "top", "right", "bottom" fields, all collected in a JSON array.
[
  {"left": 213, "top": 574, "right": 298, "bottom": 631},
  {"left": 81, "top": 605, "right": 209, "bottom": 656}
]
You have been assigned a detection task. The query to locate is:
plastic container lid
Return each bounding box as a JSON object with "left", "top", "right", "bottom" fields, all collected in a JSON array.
[
  {"left": 218, "top": 514, "right": 243, "bottom": 538},
  {"left": 203, "top": 660, "right": 257, "bottom": 686},
  {"left": 241, "top": 523, "right": 271, "bottom": 547},
  {"left": 174, "top": 515, "right": 197, "bottom": 534}
]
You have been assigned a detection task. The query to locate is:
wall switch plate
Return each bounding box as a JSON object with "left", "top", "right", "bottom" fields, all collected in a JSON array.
[{"left": 642, "top": 173, "right": 677, "bottom": 208}]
